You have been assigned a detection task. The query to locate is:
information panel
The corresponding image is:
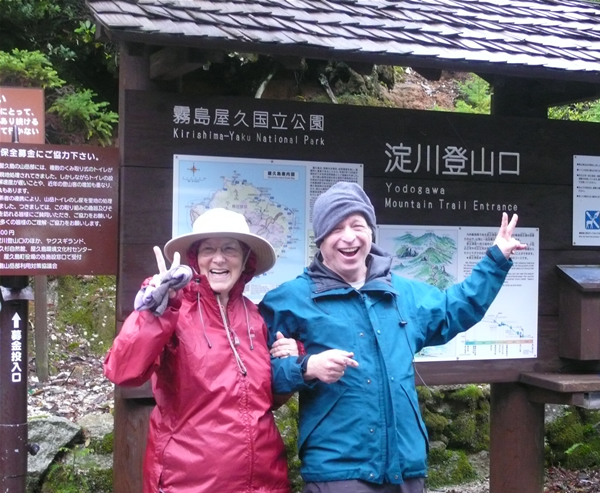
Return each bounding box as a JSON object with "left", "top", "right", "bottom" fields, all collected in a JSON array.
[
  {"left": 573, "top": 154, "right": 600, "bottom": 246},
  {"left": 378, "top": 224, "right": 539, "bottom": 361},
  {"left": 173, "top": 154, "right": 363, "bottom": 302},
  {"left": 0, "top": 143, "right": 119, "bottom": 275}
]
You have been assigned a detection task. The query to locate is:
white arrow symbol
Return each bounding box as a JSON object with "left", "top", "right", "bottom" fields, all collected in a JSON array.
[{"left": 12, "top": 312, "right": 21, "bottom": 328}]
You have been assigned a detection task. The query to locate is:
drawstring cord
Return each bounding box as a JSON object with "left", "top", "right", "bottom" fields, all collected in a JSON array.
[
  {"left": 195, "top": 288, "right": 253, "bottom": 375},
  {"left": 242, "top": 298, "right": 254, "bottom": 350},
  {"left": 217, "top": 296, "right": 248, "bottom": 376},
  {"left": 197, "top": 293, "right": 212, "bottom": 348}
]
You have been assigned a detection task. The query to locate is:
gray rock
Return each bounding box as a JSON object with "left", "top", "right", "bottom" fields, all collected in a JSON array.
[
  {"left": 77, "top": 413, "right": 113, "bottom": 441},
  {"left": 27, "top": 416, "right": 82, "bottom": 485}
]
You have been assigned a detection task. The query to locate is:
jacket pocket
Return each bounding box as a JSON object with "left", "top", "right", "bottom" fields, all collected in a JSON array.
[{"left": 298, "top": 383, "right": 347, "bottom": 453}]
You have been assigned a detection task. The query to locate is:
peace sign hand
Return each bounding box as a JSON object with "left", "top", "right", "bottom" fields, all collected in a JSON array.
[
  {"left": 149, "top": 246, "right": 180, "bottom": 298},
  {"left": 493, "top": 213, "right": 527, "bottom": 259}
]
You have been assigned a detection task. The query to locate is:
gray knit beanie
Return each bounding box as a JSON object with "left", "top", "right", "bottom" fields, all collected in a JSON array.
[{"left": 313, "top": 182, "right": 376, "bottom": 247}]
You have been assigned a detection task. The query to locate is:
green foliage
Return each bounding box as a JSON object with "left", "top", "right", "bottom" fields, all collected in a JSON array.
[
  {"left": 0, "top": 48, "right": 64, "bottom": 87},
  {"left": 446, "top": 409, "right": 490, "bottom": 452},
  {"left": 420, "top": 385, "right": 490, "bottom": 453},
  {"left": 0, "top": 48, "right": 118, "bottom": 145},
  {"left": 0, "top": 0, "right": 119, "bottom": 144},
  {"left": 451, "top": 384, "right": 487, "bottom": 408},
  {"left": 42, "top": 445, "right": 112, "bottom": 493},
  {"left": 89, "top": 431, "right": 114, "bottom": 455},
  {"left": 549, "top": 100, "right": 600, "bottom": 123},
  {"left": 422, "top": 410, "right": 449, "bottom": 442},
  {"left": 48, "top": 88, "right": 118, "bottom": 146},
  {"left": 394, "top": 66, "right": 406, "bottom": 82},
  {"left": 454, "top": 74, "right": 491, "bottom": 114},
  {"left": 427, "top": 448, "right": 477, "bottom": 488},
  {"left": 55, "top": 275, "right": 116, "bottom": 356},
  {"left": 274, "top": 396, "right": 302, "bottom": 492},
  {"left": 545, "top": 408, "right": 600, "bottom": 469},
  {"left": 0, "top": 0, "right": 118, "bottom": 80}
]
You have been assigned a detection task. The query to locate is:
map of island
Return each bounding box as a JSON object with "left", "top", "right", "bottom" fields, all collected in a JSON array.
[
  {"left": 189, "top": 176, "right": 296, "bottom": 260},
  {"left": 173, "top": 155, "right": 307, "bottom": 302}
]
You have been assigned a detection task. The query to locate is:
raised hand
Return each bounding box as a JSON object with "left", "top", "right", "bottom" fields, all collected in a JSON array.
[
  {"left": 149, "top": 246, "right": 181, "bottom": 297},
  {"left": 493, "top": 213, "right": 527, "bottom": 259}
]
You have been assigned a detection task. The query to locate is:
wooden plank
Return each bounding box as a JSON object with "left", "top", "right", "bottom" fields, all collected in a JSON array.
[
  {"left": 520, "top": 372, "right": 600, "bottom": 393},
  {"left": 150, "top": 47, "right": 204, "bottom": 80}
]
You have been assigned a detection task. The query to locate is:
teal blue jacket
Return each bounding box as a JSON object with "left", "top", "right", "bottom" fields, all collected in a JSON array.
[{"left": 259, "top": 245, "right": 511, "bottom": 485}]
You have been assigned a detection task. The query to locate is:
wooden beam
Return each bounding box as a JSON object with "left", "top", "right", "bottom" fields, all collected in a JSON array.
[
  {"left": 346, "top": 61, "right": 375, "bottom": 75},
  {"left": 412, "top": 67, "right": 442, "bottom": 81},
  {"left": 489, "top": 75, "right": 600, "bottom": 116},
  {"left": 272, "top": 55, "right": 306, "bottom": 71},
  {"left": 149, "top": 47, "right": 223, "bottom": 81}
]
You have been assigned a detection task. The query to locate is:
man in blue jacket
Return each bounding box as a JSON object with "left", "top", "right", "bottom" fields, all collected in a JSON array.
[{"left": 261, "top": 182, "right": 526, "bottom": 493}]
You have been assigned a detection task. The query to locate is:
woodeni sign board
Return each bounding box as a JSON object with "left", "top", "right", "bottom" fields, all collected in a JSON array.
[
  {"left": 0, "top": 87, "right": 45, "bottom": 144},
  {"left": 0, "top": 143, "right": 119, "bottom": 275}
]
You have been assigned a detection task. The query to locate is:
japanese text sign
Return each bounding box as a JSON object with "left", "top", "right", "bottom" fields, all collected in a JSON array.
[{"left": 0, "top": 143, "right": 119, "bottom": 275}]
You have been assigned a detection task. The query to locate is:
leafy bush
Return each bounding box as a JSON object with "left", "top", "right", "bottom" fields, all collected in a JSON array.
[
  {"left": 0, "top": 48, "right": 64, "bottom": 87},
  {"left": 48, "top": 88, "right": 118, "bottom": 146},
  {"left": 454, "top": 74, "right": 491, "bottom": 114},
  {"left": 0, "top": 48, "right": 118, "bottom": 145}
]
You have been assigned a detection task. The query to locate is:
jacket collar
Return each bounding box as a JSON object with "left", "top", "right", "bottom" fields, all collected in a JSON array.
[{"left": 306, "top": 244, "right": 394, "bottom": 296}]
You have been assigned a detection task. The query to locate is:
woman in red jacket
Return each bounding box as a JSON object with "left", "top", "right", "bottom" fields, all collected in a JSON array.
[{"left": 104, "top": 208, "right": 295, "bottom": 493}]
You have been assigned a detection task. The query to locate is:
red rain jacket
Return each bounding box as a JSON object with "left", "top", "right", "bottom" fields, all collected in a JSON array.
[{"left": 104, "top": 270, "right": 290, "bottom": 493}]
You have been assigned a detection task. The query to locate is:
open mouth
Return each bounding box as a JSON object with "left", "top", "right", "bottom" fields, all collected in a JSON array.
[
  {"left": 339, "top": 247, "right": 359, "bottom": 258},
  {"left": 210, "top": 269, "right": 229, "bottom": 277}
]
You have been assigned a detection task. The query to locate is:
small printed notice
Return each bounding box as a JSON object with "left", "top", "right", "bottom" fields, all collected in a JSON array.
[
  {"left": 573, "top": 155, "right": 600, "bottom": 246},
  {"left": 377, "top": 224, "right": 539, "bottom": 362},
  {"left": 173, "top": 154, "right": 363, "bottom": 302},
  {"left": 0, "top": 143, "right": 119, "bottom": 275}
]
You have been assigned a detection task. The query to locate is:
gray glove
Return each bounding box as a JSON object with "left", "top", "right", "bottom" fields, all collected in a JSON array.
[{"left": 134, "top": 264, "right": 193, "bottom": 316}]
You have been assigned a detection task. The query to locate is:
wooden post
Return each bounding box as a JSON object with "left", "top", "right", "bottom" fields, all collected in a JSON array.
[
  {"left": 490, "top": 382, "right": 545, "bottom": 493},
  {"left": 112, "top": 42, "right": 158, "bottom": 493},
  {"left": 33, "top": 276, "right": 49, "bottom": 382}
]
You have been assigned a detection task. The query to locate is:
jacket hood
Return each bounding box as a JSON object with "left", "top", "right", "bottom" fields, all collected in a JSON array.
[{"left": 307, "top": 243, "right": 392, "bottom": 293}]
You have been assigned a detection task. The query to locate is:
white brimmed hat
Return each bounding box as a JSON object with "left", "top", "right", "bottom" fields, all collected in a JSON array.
[{"left": 164, "top": 208, "right": 276, "bottom": 276}]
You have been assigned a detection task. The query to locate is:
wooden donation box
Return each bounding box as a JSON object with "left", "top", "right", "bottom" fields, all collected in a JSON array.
[{"left": 556, "top": 265, "right": 600, "bottom": 361}]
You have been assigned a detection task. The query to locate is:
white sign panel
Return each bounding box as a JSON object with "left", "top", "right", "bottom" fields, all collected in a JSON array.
[
  {"left": 378, "top": 224, "right": 539, "bottom": 362},
  {"left": 173, "top": 154, "right": 363, "bottom": 302},
  {"left": 573, "top": 155, "right": 600, "bottom": 246}
]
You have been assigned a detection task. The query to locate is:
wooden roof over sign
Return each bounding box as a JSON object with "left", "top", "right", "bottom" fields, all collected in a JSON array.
[{"left": 86, "top": 0, "right": 600, "bottom": 83}]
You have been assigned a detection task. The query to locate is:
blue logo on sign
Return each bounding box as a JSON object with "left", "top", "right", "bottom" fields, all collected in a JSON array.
[{"left": 585, "top": 210, "right": 600, "bottom": 230}]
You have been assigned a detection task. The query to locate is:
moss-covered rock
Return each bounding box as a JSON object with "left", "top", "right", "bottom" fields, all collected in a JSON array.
[
  {"left": 545, "top": 408, "right": 600, "bottom": 469},
  {"left": 423, "top": 409, "right": 449, "bottom": 442},
  {"left": 274, "top": 396, "right": 302, "bottom": 493},
  {"left": 427, "top": 448, "right": 477, "bottom": 488}
]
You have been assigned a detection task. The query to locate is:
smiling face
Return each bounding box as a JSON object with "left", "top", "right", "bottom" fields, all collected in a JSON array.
[
  {"left": 196, "top": 237, "right": 245, "bottom": 300},
  {"left": 319, "top": 213, "right": 372, "bottom": 283}
]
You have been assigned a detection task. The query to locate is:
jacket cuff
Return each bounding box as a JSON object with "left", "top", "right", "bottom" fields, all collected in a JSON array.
[{"left": 486, "top": 245, "right": 513, "bottom": 270}]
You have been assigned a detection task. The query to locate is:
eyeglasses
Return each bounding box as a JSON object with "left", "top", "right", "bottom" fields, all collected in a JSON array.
[{"left": 197, "top": 244, "right": 244, "bottom": 258}]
